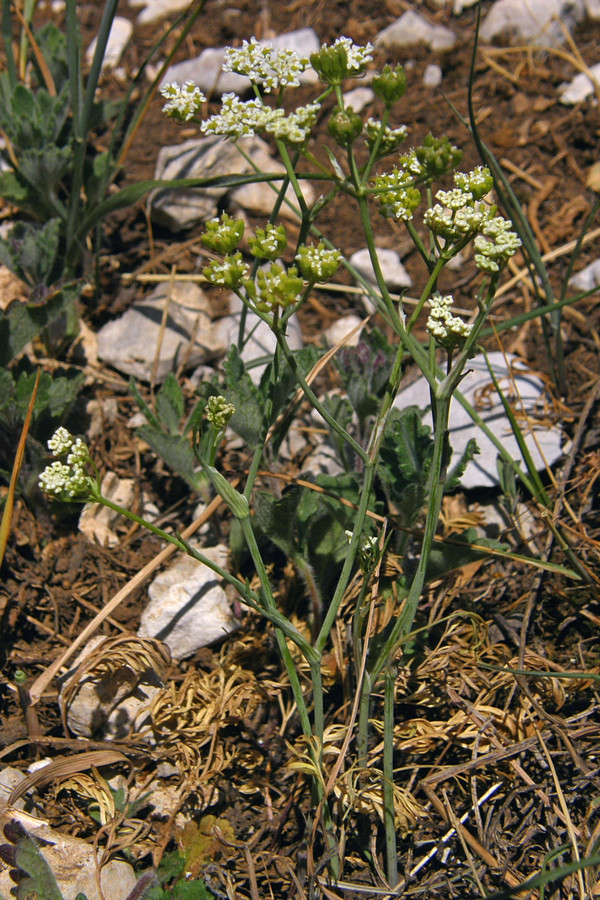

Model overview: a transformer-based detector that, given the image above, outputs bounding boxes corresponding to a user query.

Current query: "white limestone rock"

[96,281,219,382]
[58,635,170,740]
[216,292,303,384]
[0,809,137,900]
[375,10,457,52]
[559,62,600,103]
[139,543,239,659]
[342,86,375,113]
[86,16,132,71]
[480,0,585,47]
[325,315,364,348]
[393,352,564,489]
[129,0,194,25]
[568,258,600,292]
[423,63,443,87]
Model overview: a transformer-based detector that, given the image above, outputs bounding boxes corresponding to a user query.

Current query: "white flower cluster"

[223,37,309,92]
[423,168,521,272]
[474,218,522,274]
[426,293,473,351]
[39,429,92,498]
[364,118,407,155]
[201,94,320,144]
[327,36,374,72]
[203,252,248,288]
[373,167,421,221]
[160,80,206,121]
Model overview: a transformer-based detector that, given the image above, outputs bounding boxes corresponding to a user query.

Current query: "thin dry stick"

[27,492,227,706]
[150,265,176,394]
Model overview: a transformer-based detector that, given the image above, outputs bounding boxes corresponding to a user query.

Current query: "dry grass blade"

[7,750,129,805]
[0,369,40,569]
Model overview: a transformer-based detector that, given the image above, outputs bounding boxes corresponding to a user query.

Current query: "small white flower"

[328,37,374,72]
[224,37,309,92]
[427,292,472,350]
[47,427,74,456]
[160,80,206,121]
[200,93,272,140]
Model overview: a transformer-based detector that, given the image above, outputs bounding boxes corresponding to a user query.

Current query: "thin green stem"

[383,662,398,887]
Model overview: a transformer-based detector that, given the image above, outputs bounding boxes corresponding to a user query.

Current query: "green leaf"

[0,280,80,367]
[445,436,478,492]
[254,488,299,558]
[0,219,61,285]
[378,407,434,526]
[155,373,185,436]
[18,144,73,191]
[425,528,508,582]
[136,426,203,493]
[2,821,64,900]
[220,346,264,448]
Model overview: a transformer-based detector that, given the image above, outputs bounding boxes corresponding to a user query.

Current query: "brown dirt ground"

[1,1,600,898]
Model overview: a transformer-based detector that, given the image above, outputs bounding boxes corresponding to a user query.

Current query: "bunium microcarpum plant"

[40,36,522,888]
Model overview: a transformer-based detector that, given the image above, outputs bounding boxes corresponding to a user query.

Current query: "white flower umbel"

[160,80,207,121]
[328,37,374,73]
[264,102,321,144]
[223,37,309,92]
[426,292,473,352]
[40,429,94,499]
[200,94,273,140]
[296,243,342,282]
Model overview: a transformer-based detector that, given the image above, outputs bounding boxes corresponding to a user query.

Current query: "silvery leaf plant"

[40,36,522,884]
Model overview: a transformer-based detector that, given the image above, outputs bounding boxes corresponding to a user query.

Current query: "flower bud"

[372,64,407,105]
[328,106,363,149]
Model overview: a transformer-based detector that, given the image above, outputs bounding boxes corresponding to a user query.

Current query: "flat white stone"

[139,544,239,658]
[85,16,132,70]
[423,63,443,87]
[453,0,479,11]
[559,62,600,104]
[393,352,564,489]
[0,810,137,900]
[568,257,600,292]
[342,86,375,113]
[130,0,193,25]
[96,281,219,382]
[350,247,412,289]
[325,315,364,348]
[150,134,309,230]
[375,10,457,52]
[216,293,303,384]
[480,0,585,47]
[0,767,26,811]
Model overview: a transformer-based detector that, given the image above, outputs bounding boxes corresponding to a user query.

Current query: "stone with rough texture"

[97,281,219,382]
[86,16,132,70]
[0,767,26,810]
[79,472,135,547]
[0,809,137,900]
[325,315,365,348]
[138,544,239,659]
[480,0,585,47]
[375,10,456,52]
[393,352,564,489]
[586,0,600,18]
[559,62,600,103]
[217,292,303,384]
[150,134,311,230]
[350,247,412,289]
